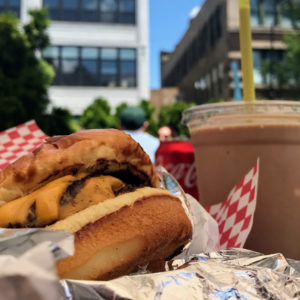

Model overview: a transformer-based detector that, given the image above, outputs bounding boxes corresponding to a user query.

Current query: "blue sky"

[149,0,204,89]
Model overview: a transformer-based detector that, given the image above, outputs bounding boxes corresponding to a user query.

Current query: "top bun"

[0,129,160,205]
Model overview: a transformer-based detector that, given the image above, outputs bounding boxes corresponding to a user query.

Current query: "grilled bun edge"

[0,129,160,205]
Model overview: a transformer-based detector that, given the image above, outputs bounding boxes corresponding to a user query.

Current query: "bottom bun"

[50,187,192,280]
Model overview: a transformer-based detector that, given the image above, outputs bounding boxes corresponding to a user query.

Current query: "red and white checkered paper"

[205,160,259,249]
[0,120,47,170]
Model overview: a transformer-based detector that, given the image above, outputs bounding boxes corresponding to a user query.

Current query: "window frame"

[42,45,137,88]
[42,0,136,24]
[0,0,20,17]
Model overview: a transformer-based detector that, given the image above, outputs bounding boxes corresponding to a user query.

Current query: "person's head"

[120,106,147,131]
[158,126,174,142]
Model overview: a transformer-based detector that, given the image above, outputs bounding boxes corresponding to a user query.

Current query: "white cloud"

[189,6,201,19]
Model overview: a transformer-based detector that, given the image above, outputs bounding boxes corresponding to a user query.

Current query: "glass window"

[120,61,136,87]
[81,47,98,85]
[253,49,284,85]
[82,0,98,10]
[250,0,260,26]
[101,48,118,59]
[0,0,20,17]
[44,0,59,8]
[62,47,78,58]
[263,0,276,26]
[119,11,135,23]
[61,47,79,85]
[253,50,263,84]
[43,0,135,24]
[101,61,117,86]
[279,1,292,28]
[82,47,98,59]
[43,46,59,58]
[215,6,222,39]
[44,46,138,87]
[63,0,78,9]
[120,49,135,60]
[101,48,118,86]
[44,0,60,19]
[119,0,135,12]
[119,0,135,23]
[101,61,117,73]
[120,49,136,87]
[101,0,117,22]
[9,0,20,7]
[82,0,98,22]
[43,46,60,85]
[101,0,117,11]
[0,0,5,11]
[81,60,98,84]
[62,0,79,21]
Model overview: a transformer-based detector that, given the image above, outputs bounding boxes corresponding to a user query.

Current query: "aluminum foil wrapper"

[2,169,296,299]
[0,229,73,300]
[62,249,300,299]
[156,166,220,256]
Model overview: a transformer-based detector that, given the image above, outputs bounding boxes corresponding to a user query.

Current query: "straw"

[238,0,255,102]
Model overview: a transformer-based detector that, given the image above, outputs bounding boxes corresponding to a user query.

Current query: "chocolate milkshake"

[183,101,300,259]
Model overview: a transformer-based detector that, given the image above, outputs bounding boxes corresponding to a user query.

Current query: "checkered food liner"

[0,120,47,170]
[205,160,259,249]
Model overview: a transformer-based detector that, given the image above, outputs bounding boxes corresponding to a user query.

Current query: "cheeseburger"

[0,129,192,280]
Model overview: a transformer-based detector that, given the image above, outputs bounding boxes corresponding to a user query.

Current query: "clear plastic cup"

[182,100,300,259]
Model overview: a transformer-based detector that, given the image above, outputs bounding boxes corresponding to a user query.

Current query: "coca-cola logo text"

[156,156,197,188]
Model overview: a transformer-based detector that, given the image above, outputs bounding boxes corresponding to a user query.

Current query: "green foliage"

[261,2,300,94]
[138,99,155,120]
[69,118,82,132]
[80,97,117,129]
[78,97,194,139]
[261,34,300,90]
[38,107,73,136]
[79,98,159,136]
[146,119,159,137]
[23,8,50,51]
[138,99,158,136]
[286,0,300,29]
[158,101,195,138]
[114,102,128,124]
[206,98,225,104]
[0,9,73,134]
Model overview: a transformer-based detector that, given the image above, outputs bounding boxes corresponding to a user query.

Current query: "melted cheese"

[0,174,125,228]
[59,176,125,219]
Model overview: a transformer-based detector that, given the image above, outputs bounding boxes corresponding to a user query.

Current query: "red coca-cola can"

[155,140,199,201]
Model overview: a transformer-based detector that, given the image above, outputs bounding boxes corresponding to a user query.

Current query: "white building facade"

[2,0,149,115]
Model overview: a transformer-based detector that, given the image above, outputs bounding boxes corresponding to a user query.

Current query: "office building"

[160,0,298,104]
[1,0,149,115]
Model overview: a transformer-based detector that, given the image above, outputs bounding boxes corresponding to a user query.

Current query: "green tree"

[158,101,195,138]
[114,102,128,124]
[39,107,73,136]
[261,1,300,94]
[80,97,117,129]
[0,9,73,134]
[138,99,158,136]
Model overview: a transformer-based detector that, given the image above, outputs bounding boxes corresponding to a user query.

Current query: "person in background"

[158,126,174,142]
[120,106,159,163]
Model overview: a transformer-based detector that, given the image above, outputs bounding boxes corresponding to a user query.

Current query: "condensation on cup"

[182,100,300,260]
[155,140,199,201]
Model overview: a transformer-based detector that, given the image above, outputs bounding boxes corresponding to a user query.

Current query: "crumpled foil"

[62,248,300,299]
[1,169,299,299]
[0,229,73,300]
[156,166,220,256]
